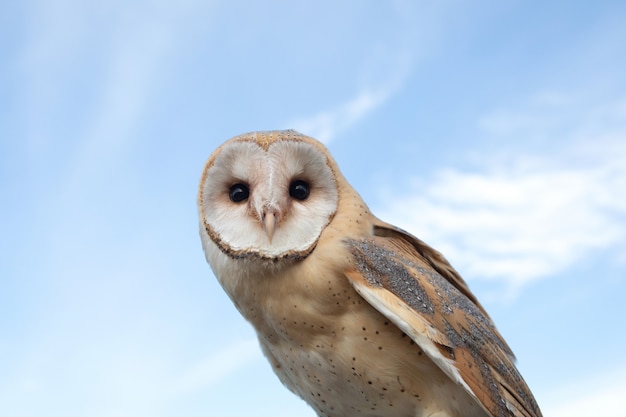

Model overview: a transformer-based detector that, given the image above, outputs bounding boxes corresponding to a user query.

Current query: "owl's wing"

[344,219,542,417]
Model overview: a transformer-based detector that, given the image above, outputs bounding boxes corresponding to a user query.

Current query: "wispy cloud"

[289,87,395,144]
[70,1,205,178]
[376,93,626,293]
[289,50,412,144]
[19,0,208,182]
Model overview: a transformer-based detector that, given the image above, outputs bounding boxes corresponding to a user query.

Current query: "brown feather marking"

[373,222,491,318]
[233,129,316,151]
[346,234,542,417]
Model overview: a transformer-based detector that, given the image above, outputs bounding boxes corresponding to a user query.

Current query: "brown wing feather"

[344,220,542,417]
[372,220,491,319]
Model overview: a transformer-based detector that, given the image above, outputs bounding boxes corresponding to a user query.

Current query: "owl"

[198,130,542,417]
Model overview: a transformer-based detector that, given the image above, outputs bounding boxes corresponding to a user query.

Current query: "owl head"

[198,130,340,263]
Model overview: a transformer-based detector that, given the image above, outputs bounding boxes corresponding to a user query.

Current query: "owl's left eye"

[229,183,249,203]
[289,180,310,201]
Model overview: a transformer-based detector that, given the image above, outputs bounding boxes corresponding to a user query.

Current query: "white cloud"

[376,95,626,292]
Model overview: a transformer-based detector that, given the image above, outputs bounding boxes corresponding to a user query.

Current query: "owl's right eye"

[229,183,249,203]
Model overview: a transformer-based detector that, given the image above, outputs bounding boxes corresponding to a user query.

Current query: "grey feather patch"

[348,239,435,315]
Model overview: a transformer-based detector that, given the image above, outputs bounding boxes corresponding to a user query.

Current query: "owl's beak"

[262,211,277,243]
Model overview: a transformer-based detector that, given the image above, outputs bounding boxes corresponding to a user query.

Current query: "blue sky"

[1,1,625,416]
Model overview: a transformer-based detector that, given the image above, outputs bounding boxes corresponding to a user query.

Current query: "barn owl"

[198,130,542,417]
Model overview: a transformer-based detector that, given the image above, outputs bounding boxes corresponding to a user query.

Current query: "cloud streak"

[290,86,397,144]
[19,0,208,190]
[289,48,412,144]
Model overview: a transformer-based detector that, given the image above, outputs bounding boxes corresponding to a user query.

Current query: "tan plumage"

[198,130,542,417]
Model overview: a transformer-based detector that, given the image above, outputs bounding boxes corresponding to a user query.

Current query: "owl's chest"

[247,275,482,417]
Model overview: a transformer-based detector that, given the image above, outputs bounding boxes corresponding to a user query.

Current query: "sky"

[1,1,626,416]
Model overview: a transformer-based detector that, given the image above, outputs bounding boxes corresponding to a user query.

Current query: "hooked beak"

[262,211,277,243]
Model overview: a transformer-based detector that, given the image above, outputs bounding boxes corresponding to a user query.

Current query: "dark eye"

[229,183,249,203]
[289,180,310,201]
